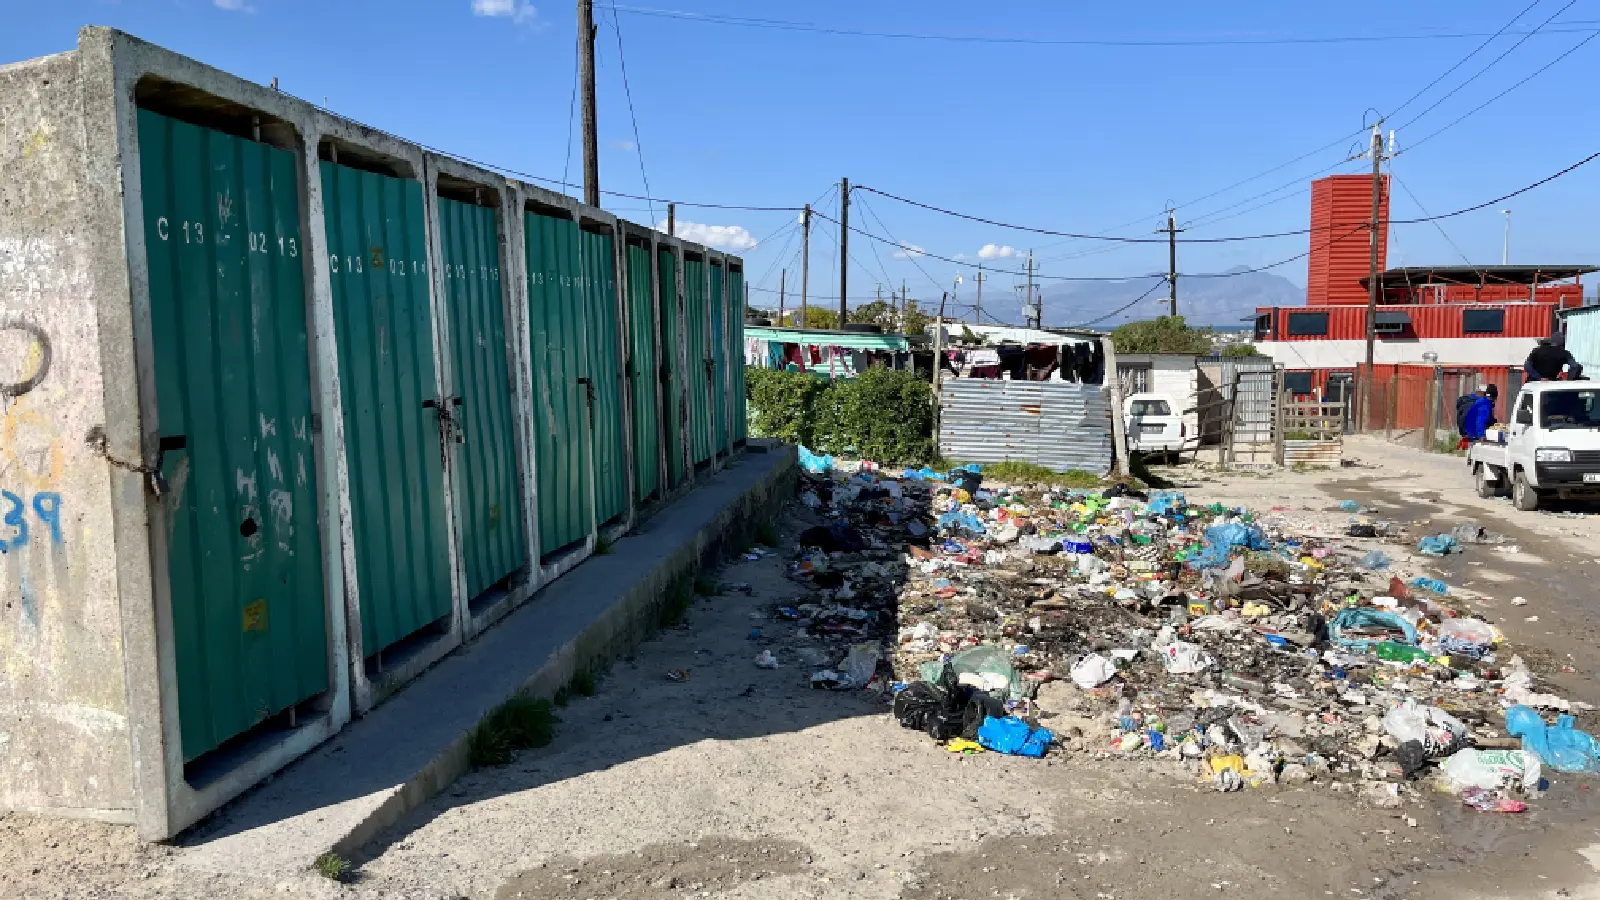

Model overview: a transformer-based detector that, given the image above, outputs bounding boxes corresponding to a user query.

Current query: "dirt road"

[6,434,1600,900]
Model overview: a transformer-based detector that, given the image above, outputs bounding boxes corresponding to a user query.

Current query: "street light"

[1501,209,1511,266]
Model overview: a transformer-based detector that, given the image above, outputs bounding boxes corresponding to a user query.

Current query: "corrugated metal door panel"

[138,109,329,761]
[320,161,452,656]
[582,229,627,525]
[709,261,728,453]
[657,249,686,487]
[525,212,593,555]
[936,381,1111,475]
[729,268,747,442]
[438,198,526,600]
[684,258,713,465]
[625,244,659,500]
[1567,308,1600,373]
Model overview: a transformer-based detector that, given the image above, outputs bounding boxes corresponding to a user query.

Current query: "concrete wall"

[0,49,137,822]
[0,25,748,839]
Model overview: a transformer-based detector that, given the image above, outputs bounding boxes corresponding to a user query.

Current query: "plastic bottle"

[1373,641,1432,663]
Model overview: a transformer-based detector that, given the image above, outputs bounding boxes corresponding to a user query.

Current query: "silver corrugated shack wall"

[937,380,1113,476]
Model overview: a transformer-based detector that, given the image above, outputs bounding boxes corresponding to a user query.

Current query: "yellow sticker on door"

[242,598,269,633]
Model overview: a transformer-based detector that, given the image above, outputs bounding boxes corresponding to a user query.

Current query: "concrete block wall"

[0,26,745,839]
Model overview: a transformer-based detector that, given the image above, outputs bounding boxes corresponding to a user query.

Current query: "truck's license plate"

[1140,425,1164,434]
[1584,473,1600,483]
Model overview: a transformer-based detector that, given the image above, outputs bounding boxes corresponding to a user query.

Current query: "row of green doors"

[141,111,649,761]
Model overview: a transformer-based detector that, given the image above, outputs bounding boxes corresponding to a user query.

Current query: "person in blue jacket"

[1462,384,1496,442]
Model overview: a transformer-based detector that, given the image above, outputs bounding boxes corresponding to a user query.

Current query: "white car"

[1124,392,1187,456]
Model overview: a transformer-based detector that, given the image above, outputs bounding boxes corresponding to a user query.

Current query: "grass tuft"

[659,577,693,628]
[571,668,598,697]
[313,853,350,882]
[755,520,780,547]
[596,534,613,555]
[468,694,557,767]
[694,576,721,597]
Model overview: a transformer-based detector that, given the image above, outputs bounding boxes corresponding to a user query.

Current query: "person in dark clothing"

[1525,334,1584,381]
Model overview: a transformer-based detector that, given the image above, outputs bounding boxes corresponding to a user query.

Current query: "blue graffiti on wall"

[0,491,62,552]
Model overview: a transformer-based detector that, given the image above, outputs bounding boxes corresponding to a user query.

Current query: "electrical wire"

[610,5,1600,47]
[562,35,580,190]
[1394,1,1583,132]
[854,191,948,293]
[1389,169,1480,274]
[1398,28,1600,155]
[1070,280,1168,327]
[1385,0,1546,121]
[606,0,656,227]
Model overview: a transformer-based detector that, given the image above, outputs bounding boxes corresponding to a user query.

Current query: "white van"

[1124,392,1187,456]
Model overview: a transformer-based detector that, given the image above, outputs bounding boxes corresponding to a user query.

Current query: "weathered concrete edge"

[326,444,797,861]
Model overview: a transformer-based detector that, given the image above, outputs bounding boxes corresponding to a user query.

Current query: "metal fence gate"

[937,380,1113,476]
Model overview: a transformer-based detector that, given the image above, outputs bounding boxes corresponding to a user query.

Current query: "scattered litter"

[1417,534,1461,556]
[666,669,690,682]
[1511,597,1528,606]
[754,650,780,669]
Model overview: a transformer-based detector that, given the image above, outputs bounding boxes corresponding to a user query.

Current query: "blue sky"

[7,1,1600,323]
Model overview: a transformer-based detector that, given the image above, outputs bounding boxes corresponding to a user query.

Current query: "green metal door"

[582,230,628,526]
[138,109,328,761]
[438,197,526,600]
[709,262,728,454]
[320,161,452,657]
[625,244,659,501]
[657,249,685,488]
[729,267,748,443]
[684,257,714,466]
[525,212,592,555]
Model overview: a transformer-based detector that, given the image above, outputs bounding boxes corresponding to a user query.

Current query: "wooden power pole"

[777,268,786,326]
[666,202,675,236]
[577,0,599,207]
[800,204,811,331]
[1360,122,1387,428]
[974,266,986,324]
[1160,210,1184,316]
[839,177,850,327]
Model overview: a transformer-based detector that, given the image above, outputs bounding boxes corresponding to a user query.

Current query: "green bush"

[746,365,934,465]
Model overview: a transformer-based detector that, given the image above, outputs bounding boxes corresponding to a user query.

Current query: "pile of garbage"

[779,448,1599,808]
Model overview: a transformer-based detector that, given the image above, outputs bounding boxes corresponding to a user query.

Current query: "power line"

[1385,0,1545,120]
[611,5,1600,47]
[1393,0,1583,131]
[1070,280,1168,327]
[1389,169,1480,273]
[606,0,656,227]
[1398,28,1600,154]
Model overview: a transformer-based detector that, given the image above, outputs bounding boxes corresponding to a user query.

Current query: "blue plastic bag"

[902,466,943,481]
[1361,550,1391,570]
[798,445,835,475]
[1411,577,1449,595]
[1339,499,1362,512]
[1417,534,1460,556]
[1147,491,1188,517]
[937,510,986,537]
[1506,705,1600,774]
[976,715,1054,758]
[1328,607,1418,650]
[1204,523,1270,551]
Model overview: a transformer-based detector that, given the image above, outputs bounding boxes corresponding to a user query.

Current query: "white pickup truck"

[1467,381,1600,510]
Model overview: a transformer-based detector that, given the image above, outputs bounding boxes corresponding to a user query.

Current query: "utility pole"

[1501,209,1511,265]
[777,268,786,326]
[576,0,599,207]
[974,266,986,324]
[800,204,811,331]
[666,203,675,236]
[838,177,850,328]
[1159,210,1184,317]
[1360,121,1388,430]
[1025,251,1037,328]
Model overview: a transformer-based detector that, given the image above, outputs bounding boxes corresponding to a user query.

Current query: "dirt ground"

[8,433,1600,900]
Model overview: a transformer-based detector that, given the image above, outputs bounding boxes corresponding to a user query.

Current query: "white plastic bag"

[1439,617,1497,646]
[1441,747,1542,794]
[840,643,881,688]
[1070,653,1117,689]
[1382,700,1469,755]
[1158,641,1215,675]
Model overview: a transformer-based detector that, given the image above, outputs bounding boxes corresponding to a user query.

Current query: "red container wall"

[1355,363,1516,430]
[1269,303,1554,340]
[1307,174,1388,306]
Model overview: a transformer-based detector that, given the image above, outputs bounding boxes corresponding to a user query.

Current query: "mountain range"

[1033,267,1304,329]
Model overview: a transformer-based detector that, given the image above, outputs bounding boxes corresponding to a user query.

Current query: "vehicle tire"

[1512,469,1541,511]
[1475,464,1499,498]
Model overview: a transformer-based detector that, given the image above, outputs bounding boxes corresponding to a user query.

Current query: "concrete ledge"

[172,443,796,877]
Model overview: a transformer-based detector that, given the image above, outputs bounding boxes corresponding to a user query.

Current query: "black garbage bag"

[954,469,983,494]
[1397,740,1428,780]
[960,690,1007,741]
[798,523,868,553]
[1102,483,1149,501]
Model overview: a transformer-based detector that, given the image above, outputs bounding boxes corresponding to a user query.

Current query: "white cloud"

[978,243,1019,260]
[214,0,254,11]
[892,242,925,259]
[472,0,539,25]
[610,139,637,152]
[657,220,759,251]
